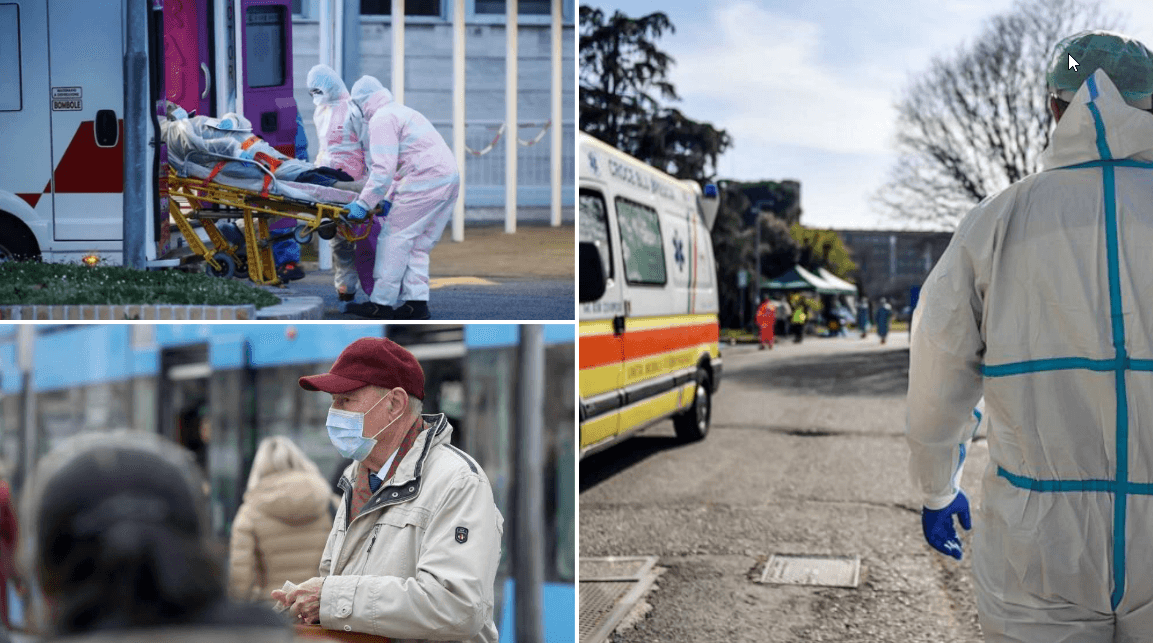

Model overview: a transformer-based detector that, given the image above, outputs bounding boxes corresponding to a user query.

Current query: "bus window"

[245,6,286,88]
[0,4,21,111]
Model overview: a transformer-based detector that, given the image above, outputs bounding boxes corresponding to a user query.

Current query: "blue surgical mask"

[326,394,402,461]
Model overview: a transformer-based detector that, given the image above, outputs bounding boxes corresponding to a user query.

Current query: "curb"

[0,296,324,321]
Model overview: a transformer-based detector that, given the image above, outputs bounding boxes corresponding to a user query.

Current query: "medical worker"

[307,65,372,302]
[907,31,1153,641]
[343,76,460,320]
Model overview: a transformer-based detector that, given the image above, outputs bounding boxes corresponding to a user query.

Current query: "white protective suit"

[907,69,1153,642]
[308,65,371,297]
[351,76,460,308]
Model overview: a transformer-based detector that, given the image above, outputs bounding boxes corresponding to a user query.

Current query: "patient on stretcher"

[162,103,365,203]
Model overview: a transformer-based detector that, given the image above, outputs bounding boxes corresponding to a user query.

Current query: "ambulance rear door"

[48,0,126,243]
[0,1,53,247]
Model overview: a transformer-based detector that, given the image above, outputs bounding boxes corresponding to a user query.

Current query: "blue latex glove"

[239,148,257,161]
[378,200,392,218]
[921,491,971,560]
[346,202,369,222]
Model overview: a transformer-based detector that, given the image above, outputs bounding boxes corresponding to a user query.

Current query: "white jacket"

[318,414,503,642]
[907,69,1153,616]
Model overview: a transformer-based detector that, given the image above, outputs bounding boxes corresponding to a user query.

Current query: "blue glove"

[378,200,392,218]
[346,202,369,222]
[921,491,971,560]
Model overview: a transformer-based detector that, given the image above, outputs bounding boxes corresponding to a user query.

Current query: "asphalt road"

[579,333,991,642]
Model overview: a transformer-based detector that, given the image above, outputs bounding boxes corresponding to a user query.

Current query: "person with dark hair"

[18,432,290,642]
[274,337,502,642]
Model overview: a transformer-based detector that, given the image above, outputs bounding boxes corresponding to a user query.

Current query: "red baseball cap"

[299,337,425,399]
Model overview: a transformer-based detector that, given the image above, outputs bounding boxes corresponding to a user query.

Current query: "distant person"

[906,31,1153,642]
[342,76,461,320]
[755,296,775,350]
[228,437,334,603]
[790,305,807,344]
[18,432,288,642]
[857,298,870,338]
[274,337,502,641]
[875,298,893,344]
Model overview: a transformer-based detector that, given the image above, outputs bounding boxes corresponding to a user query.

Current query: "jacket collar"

[1042,69,1153,170]
[338,414,453,517]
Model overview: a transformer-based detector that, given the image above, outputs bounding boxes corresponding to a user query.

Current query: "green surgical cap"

[1047,30,1153,108]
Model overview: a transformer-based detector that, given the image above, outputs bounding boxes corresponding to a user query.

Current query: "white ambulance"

[0,1,165,263]
[578,133,723,458]
[0,0,297,265]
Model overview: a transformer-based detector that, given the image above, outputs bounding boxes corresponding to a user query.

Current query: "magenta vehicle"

[164,0,298,157]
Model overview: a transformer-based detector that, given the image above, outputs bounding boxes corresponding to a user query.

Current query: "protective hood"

[350,75,391,114]
[1041,69,1153,170]
[308,64,350,106]
[243,469,332,526]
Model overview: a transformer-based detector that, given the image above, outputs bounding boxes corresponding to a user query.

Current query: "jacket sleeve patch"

[455,526,468,544]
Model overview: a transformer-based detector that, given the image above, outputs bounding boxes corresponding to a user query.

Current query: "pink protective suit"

[351,76,460,309]
[307,65,380,297]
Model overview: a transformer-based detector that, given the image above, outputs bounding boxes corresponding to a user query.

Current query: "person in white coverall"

[342,76,460,320]
[306,64,372,302]
[906,31,1153,642]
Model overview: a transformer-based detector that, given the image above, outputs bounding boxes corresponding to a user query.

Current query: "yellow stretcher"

[166,166,373,286]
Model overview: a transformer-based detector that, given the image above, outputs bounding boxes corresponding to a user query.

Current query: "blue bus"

[0,323,574,642]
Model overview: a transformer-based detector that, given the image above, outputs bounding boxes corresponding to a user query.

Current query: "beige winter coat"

[318,414,504,642]
[229,469,335,602]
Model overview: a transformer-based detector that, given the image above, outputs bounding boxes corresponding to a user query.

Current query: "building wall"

[837,229,953,308]
[291,3,575,208]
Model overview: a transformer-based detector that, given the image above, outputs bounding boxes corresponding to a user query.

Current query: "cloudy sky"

[587,0,1153,229]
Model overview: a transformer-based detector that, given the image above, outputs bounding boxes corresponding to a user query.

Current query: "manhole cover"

[580,556,660,643]
[758,554,860,588]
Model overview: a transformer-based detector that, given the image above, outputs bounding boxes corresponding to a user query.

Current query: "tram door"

[157,344,211,470]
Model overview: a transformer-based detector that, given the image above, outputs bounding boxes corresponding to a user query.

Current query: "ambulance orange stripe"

[580,322,718,370]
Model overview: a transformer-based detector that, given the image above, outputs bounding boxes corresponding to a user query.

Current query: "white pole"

[318,0,341,271]
[452,0,466,242]
[505,0,518,233]
[234,0,245,117]
[214,0,231,115]
[392,0,405,105]
[550,0,561,227]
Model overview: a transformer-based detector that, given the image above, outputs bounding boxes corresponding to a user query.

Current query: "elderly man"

[907,31,1153,641]
[341,76,461,321]
[273,337,502,642]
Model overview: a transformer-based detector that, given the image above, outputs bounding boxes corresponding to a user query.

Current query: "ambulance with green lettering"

[578,133,722,458]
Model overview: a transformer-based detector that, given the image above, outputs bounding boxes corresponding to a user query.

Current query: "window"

[245,6,286,88]
[0,4,21,111]
[578,190,612,280]
[475,0,549,15]
[361,0,443,16]
[291,0,303,15]
[615,198,666,285]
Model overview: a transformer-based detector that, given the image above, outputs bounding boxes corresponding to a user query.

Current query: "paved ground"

[277,221,573,320]
[580,331,990,642]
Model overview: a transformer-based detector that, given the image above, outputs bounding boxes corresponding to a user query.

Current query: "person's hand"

[276,576,324,625]
[346,202,369,222]
[921,491,972,560]
[377,200,392,218]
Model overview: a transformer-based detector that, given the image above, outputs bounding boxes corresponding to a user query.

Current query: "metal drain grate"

[580,556,659,643]
[758,554,861,588]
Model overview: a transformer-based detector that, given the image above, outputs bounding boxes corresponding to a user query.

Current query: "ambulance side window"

[0,4,21,111]
[579,190,613,279]
[615,197,666,286]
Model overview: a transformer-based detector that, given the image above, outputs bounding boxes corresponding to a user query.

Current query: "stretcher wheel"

[205,252,237,278]
[293,225,314,245]
[318,223,337,240]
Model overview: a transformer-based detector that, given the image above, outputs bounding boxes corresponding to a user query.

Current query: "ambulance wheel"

[293,225,314,245]
[674,369,711,443]
[205,253,236,278]
[0,221,40,262]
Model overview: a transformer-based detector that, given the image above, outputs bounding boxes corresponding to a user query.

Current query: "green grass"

[0,261,282,308]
